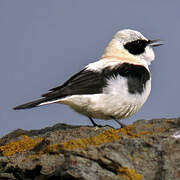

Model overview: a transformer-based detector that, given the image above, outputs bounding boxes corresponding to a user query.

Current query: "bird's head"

[102,29,163,65]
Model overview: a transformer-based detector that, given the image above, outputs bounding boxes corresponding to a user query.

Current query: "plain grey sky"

[0,0,179,137]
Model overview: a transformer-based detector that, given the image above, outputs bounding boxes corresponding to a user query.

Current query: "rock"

[0,118,180,180]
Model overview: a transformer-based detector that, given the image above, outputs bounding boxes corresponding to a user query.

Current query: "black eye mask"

[124,39,149,55]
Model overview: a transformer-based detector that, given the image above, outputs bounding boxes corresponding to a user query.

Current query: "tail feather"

[13,98,49,110]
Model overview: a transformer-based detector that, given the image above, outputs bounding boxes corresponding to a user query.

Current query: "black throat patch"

[104,63,150,94]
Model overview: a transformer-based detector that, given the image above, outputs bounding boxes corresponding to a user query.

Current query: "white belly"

[58,78,151,121]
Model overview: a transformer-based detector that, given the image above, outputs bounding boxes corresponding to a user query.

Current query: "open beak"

[148,40,164,47]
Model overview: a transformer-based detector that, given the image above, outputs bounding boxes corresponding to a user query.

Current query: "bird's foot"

[118,121,126,128]
[94,124,114,130]
[88,117,114,128]
[94,124,103,128]
[89,117,101,127]
[111,117,126,128]
[103,124,114,128]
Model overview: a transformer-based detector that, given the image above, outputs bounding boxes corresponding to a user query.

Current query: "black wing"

[41,68,107,98]
[13,68,107,110]
[42,63,150,99]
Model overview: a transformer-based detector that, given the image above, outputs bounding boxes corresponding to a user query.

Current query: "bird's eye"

[124,39,149,55]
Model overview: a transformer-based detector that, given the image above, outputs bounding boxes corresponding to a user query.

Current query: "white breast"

[101,75,151,119]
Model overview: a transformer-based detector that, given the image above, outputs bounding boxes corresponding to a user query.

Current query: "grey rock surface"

[0,118,180,180]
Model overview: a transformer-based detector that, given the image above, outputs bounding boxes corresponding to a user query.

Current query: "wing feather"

[41,68,107,98]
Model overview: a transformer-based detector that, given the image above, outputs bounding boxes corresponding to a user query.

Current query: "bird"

[13,29,163,128]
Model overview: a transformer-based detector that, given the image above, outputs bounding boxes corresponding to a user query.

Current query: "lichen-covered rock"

[0,118,180,180]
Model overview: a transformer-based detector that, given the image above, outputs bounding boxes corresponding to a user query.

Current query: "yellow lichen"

[43,124,165,152]
[28,154,39,159]
[117,166,142,180]
[138,131,152,136]
[155,127,164,132]
[141,124,153,128]
[22,123,165,154]
[44,144,60,153]
[140,127,164,136]
[62,128,120,150]
[0,135,42,156]
[45,125,147,151]
[130,156,135,162]
[119,125,139,138]
[60,125,141,150]
[165,119,172,123]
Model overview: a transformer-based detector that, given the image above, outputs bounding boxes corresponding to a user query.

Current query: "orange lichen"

[22,123,165,154]
[43,124,165,152]
[62,128,121,150]
[119,125,139,138]
[142,127,164,135]
[117,166,142,180]
[155,127,164,132]
[130,156,135,162]
[44,144,60,154]
[141,124,153,128]
[60,125,143,150]
[0,135,42,156]
[138,131,153,136]
[28,154,39,159]
[165,119,172,123]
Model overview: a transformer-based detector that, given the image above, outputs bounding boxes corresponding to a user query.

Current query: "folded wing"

[13,68,107,110]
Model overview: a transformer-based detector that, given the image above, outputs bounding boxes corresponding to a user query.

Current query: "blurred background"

[0,0,179,137]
